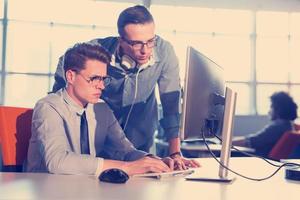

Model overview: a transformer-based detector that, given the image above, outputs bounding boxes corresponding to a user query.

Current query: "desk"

[0,158,299,200]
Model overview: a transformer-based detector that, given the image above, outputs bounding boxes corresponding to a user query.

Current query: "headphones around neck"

[121,54,153,71]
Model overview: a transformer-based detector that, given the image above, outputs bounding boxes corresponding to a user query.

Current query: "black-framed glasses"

[77,73,112,87]
[121,35,157,50]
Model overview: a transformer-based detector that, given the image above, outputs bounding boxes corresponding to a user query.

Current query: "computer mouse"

[99,168,129,184]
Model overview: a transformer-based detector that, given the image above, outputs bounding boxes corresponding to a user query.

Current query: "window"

[151,5,252,114]
[0,1,299,116]
[1,0,138,106]
[4,74,49,108]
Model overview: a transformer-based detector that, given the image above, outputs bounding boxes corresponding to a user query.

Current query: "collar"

[61,88,86,116]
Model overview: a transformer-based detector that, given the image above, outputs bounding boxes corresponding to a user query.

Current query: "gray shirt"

[26,89,147,175]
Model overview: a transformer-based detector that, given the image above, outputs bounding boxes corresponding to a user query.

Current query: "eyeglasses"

[121,35,157,50]
[76,73,112,87]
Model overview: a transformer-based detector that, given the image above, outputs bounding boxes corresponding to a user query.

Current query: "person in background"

[52,5,199,169]
[26,43,174,176]
[232,91,298,158]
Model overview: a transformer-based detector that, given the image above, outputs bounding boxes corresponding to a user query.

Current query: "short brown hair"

[117,5,154,37]
[63,43,111,73]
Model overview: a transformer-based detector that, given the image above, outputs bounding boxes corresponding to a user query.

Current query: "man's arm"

[232,136,248,147]
[103,109,148,161]
[31,102,100,175]
[100,107,173,175]
[157,39,181,154]
[157,40,200,169]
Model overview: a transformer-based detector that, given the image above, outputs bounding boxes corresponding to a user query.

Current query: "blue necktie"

[80,111,90,154]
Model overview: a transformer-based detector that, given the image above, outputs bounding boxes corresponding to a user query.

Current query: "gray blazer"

[25,89,147,175]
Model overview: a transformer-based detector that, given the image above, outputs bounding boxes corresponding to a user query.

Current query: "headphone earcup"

[121,55,136,69]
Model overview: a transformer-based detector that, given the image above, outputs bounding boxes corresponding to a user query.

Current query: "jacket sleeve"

[30,102,101,175]
[103,112,147,161]
[157,40,181,141]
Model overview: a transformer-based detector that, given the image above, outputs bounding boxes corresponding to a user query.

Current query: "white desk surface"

[0,157,299,200]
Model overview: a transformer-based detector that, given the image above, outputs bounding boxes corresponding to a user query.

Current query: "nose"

[140,44,150,54]
[95,80,105,90]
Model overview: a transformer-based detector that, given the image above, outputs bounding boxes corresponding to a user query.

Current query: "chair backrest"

[268,130,300,160]
[0,106,33,171]
[294,123,300,131]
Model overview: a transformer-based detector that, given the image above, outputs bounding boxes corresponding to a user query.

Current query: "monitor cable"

[213,133,299,168]
[202,130,300,181]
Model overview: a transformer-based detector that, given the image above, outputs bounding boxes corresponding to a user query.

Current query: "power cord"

[202,130,300,181]
[213,133,282,167]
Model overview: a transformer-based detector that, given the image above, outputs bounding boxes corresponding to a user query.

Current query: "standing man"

[53,5,199,169]
[26,43,172,175]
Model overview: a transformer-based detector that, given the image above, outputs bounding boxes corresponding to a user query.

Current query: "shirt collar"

[61,88,86,116]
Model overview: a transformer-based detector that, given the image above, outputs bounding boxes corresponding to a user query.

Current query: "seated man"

[25,43,173,176]
[232,91,298,158]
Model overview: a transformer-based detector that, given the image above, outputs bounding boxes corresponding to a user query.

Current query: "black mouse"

[99,168,129,184]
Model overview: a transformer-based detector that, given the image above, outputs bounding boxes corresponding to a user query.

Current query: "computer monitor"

[180,46,225,140]
[186,87,237,182]
[180,46,237,182]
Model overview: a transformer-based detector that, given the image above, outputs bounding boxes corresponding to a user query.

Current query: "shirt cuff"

[94,157,104,177]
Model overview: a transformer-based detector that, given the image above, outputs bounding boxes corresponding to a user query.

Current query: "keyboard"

[132,169,194,179]
[182,138,220,145]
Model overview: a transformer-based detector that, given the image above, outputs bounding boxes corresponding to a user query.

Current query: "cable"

[213,133,283,167]
[202,131,300,181]
[123,67,143,131]
[213,133,300,168]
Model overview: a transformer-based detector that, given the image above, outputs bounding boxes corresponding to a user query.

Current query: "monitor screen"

[180,46,225,140]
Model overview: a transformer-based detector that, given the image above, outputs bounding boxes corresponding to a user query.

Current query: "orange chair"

[268,130,300,160]
[0,106,33,172]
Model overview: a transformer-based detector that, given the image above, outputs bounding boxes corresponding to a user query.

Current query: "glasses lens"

[89,76,110,87]
[147,40,156,48]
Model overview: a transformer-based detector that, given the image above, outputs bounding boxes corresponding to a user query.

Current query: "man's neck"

[65,87,87,108]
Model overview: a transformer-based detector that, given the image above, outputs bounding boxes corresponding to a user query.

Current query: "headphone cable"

[123,67,143,131]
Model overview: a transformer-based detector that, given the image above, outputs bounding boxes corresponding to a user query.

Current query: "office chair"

[268,130,300,161]
[294,123,300,131]
[0,106,33,172]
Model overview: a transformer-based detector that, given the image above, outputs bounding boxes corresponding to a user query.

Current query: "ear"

[65,69,76,85]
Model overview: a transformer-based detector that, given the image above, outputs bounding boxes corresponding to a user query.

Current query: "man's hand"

[170,153,201,170]
[122,156,171,176]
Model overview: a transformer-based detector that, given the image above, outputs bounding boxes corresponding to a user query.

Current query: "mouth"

[138,56,148,60]
[94,93,101,98]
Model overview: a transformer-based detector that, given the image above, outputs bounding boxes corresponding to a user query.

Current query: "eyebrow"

[128,36,156,43]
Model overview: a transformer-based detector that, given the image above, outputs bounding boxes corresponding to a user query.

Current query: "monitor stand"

[185,87,237,184]
[186,176,235,183]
